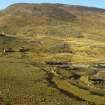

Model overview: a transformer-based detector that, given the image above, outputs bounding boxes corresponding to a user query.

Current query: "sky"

[0,0,105,10]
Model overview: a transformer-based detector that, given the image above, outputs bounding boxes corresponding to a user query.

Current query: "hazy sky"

[0,0,105,9]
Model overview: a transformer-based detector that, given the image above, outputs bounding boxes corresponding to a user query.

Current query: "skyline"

[0,0,105,10]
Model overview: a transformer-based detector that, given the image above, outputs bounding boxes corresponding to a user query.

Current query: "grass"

[0,3,105,105]
[0,55,91,105]
[0,32,105,105]
[52,76,105,105]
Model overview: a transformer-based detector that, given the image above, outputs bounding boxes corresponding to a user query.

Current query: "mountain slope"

[0,3,105,38]
[0,3,76,35]
[1,3,105,105]
[0,3,105,63]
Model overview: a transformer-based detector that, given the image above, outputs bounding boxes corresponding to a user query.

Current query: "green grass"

[52,76,105,105]
[1,3,105,105]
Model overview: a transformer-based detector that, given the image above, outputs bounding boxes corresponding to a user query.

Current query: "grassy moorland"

[0,3,105,105]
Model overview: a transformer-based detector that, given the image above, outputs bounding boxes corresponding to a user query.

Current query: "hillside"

[0,3,105,105]
[0,3,105,63]
[0,3,105,38]
[0,3,76,35]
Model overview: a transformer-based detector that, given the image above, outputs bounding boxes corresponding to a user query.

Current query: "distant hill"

[0,3,105,40]
[0,3,76,35]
